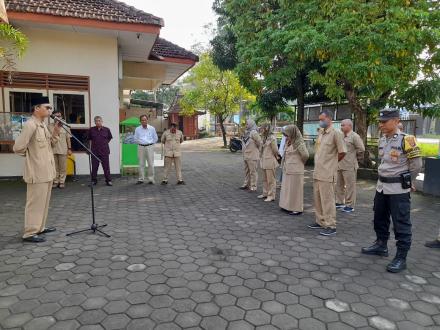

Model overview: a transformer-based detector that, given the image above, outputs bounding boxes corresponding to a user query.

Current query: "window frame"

[48,90,90,129]
[3,87,48,114]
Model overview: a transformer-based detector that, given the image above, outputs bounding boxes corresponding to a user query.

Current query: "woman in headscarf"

[258,123,280,202]
[279,124,309,215]
[240,119,262,191]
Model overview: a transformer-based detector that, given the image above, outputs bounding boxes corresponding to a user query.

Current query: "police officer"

[161,123,184,184]
[361,108,422,273]
[13,97,60,243]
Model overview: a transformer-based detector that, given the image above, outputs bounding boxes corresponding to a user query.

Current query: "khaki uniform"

[49,124,71,185]
[335,131,365,208]
[279,143,309,212]
[242,130,262,190]
[13,116,58,238]
[313,126,346,229]
[161,129,184,182]
[260,135,279,200]
[373,132,422,252]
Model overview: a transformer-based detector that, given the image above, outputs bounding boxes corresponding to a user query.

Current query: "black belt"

[139,143,154,147]
[379,176,402,183]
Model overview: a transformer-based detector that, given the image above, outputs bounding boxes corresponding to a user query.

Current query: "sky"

[123,0,217,51]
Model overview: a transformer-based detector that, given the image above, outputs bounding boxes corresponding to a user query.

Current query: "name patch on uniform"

[390,149,400,162]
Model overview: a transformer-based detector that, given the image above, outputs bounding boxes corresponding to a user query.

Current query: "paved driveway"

[0,148,439,330]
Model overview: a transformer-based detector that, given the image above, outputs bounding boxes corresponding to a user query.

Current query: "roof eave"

[7,11,162,34]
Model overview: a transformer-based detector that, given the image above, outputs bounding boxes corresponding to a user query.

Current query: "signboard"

[0,112,31,142]
[0,0,8,24]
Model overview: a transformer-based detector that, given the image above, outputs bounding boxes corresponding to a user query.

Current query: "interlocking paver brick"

[0,146,439,329]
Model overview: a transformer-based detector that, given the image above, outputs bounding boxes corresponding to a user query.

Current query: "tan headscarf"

[260,123,272,143]
[243,119,258,142]
[284,124,309,163]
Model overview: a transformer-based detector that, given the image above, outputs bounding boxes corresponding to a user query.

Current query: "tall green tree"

[280,0,440,142]
[211,0,329,133]
[180,53,254,147]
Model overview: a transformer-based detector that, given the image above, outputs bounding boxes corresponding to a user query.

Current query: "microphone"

[50,114,71,128]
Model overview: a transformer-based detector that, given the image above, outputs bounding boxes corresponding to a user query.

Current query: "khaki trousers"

[163,156,182,182]
[24,181,52,238]
[262,168,276,199]
[314,180,337,229]
[243,160,258,190]
[53,154,67,184]
[335,169,357,207]
[138,145,155,182]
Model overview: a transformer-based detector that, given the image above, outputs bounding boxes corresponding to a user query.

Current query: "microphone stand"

[53,119,110,238]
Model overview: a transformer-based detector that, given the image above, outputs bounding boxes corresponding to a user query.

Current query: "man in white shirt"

[135,115,158,184]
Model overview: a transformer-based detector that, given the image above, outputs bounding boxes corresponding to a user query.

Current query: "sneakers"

[307,223,323,229]
[257,194,267,199]
[342,206,354,213]
[320,228,337,236]
[335,203,345,209]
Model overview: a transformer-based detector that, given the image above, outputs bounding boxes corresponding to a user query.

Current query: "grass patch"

[420,143,439,157]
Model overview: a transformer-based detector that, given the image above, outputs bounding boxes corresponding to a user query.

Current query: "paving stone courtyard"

[1,144,440,330]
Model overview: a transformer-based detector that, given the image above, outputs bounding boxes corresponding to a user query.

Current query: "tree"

[0,23,27,71]
[180,53,254,147]
[280,0,440,143]
[131,85,181,108]
[211,0,329,133]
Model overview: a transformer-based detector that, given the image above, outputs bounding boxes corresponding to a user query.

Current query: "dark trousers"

[91,154,111,182]
[373,191,412,251]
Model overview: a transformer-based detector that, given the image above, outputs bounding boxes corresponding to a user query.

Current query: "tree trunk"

[295,73,305,134]
[344,82,370,167]
[344,84,367,144]
[218,114,227,148]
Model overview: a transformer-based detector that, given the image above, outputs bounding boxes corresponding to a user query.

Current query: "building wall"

[0,27,120,176]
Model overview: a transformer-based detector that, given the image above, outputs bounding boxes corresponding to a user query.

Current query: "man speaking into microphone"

[13,97,60,243]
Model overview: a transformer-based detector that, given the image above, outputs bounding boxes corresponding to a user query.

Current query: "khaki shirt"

[313,126,346,182]
[49,123,71,155]
[243,130,262,161]
[13,116,58,184]
[283,143,309,175]
[161,129,183,157]
[376,132,422,194]
[261,135,279,169]
[338,131,365,171]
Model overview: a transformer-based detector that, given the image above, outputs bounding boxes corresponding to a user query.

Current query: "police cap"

[378,108,400,121]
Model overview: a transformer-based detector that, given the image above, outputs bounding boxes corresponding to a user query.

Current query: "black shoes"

[320,228,336,236]
[23,234,46,243]
[161,180,168,185]
[106,181,113,186]
[307,223,323,229]
[177,180,185,185]
[386,251,407,273]
[136,181,143,185]
[289,211,303,216]
[361,240,389,256]
[39,227,56,234]
[425,240,440,249]
[239,186,249,190]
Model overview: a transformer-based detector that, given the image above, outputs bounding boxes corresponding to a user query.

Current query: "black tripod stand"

[53,118,110,238]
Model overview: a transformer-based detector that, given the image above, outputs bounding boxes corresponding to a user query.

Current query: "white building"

[0,0,198,177]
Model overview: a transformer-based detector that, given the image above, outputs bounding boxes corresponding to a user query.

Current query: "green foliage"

[131,85,181,108]
[180,53,254,118]
[0,23,28,71]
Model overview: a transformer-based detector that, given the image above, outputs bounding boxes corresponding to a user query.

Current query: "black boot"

[361,240,388,256]
[386,250,407,273]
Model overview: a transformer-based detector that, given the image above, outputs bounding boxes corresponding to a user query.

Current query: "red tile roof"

[151,38,199,62]
[5,0,164,26]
